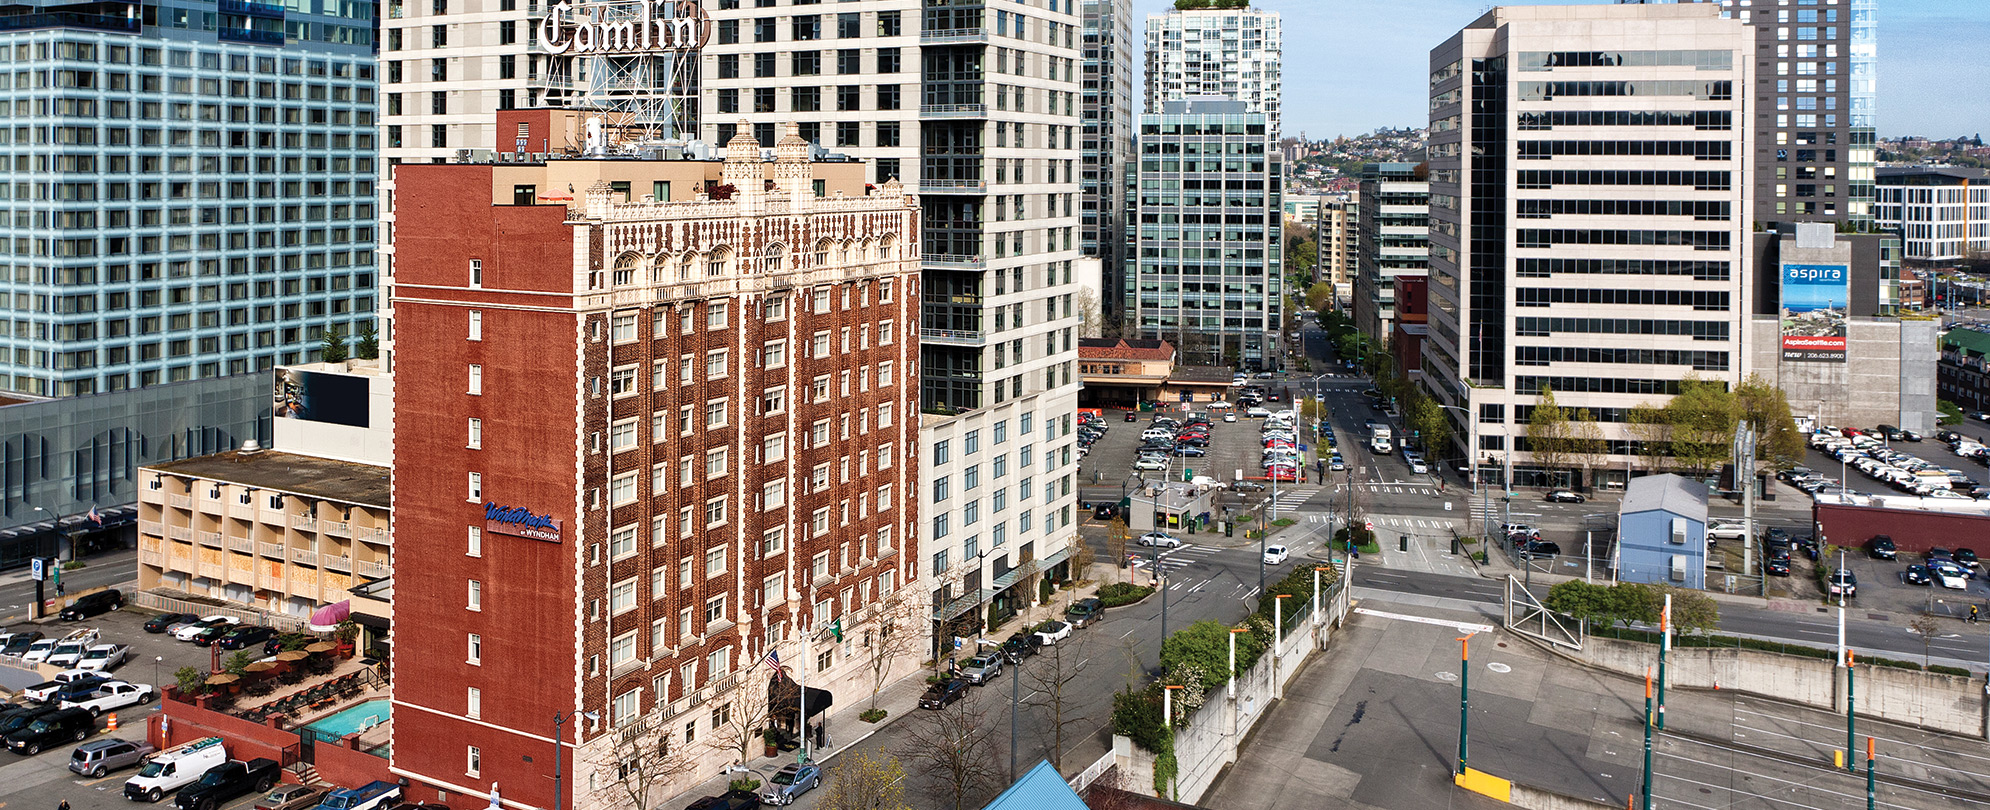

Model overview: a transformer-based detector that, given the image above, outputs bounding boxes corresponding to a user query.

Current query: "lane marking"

[1351,607,1493,634]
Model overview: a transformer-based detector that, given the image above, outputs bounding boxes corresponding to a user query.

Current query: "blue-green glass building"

[0,0,378,397]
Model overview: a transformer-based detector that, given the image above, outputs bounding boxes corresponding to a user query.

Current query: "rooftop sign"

[540,0,710,56]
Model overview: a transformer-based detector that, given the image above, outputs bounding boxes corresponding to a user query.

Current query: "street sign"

[30,557,44,582]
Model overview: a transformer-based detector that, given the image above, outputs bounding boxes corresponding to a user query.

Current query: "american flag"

[761,647,781,672]
[87,505,101,525]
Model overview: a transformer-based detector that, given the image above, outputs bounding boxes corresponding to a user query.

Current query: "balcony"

[198,531,224,549]
[292,515,318,532]
[357,526,392,546]
[139,520,165,539]
[197,562,224,579]
[139,536,162,554]
[919,103,988,120]
[323,555,353,574]
[259,541,285,558]
[290,548,318,567]
[139,549,164,567]
[918,178,988,195]
[169,495,193,509]
[920,328,988,347]
[259,508,287,526]
[358,559,390,579]
[217,0,285,17]
[258,570,284,590]
[168,525,194,541]
[228,537,256,554]
[921,27,989,44]
[321,520,352,539]
[921,254,988,270]
[229,500,257,520]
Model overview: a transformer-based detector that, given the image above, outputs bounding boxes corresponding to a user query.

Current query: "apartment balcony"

[139,520,165,540]
[259,541,285,558]
[198,531,224,549]
[228,537,256,554]
[919,103,989,120]
[323,555,353,574]
[228,500,257,521]
[259,508,287,527]
[321,521,352,539]
[167,545,194,564]
[139,536,162,554]
[292,515,318,532]
[921,254,988,270]
[920,27,989,44]
[357,526,392,546]
[358,559,390,579]
[258,570,284,590]
[138,549,164,567]
[168,495,192,509]
[920,328,988,347]
[167,525,194,542]
[918,178,988,195]
[197,562,224,580]
[290,548,317,567]
[229,561,256,583]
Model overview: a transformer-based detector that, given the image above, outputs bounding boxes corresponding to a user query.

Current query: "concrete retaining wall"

[1568,636,1984,738]
[1510,782,1623,810]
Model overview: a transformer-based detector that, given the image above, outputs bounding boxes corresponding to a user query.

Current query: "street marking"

[1352,607,1494,634]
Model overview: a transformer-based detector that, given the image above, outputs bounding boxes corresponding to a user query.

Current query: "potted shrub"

[763,729,779,758]
[333,621,360,658]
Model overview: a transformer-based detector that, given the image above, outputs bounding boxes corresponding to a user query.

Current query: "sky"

[1130,0,1990,141]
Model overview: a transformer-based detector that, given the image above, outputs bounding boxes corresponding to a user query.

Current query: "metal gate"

[1503,575,1583,650]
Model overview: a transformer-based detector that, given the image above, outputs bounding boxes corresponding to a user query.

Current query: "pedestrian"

[60,800,70,810]
[1973,604,1981,624]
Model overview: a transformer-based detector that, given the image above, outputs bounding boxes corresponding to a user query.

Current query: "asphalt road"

[1,549,140,624]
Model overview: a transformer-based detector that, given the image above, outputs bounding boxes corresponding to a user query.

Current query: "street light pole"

[552,710,598,810]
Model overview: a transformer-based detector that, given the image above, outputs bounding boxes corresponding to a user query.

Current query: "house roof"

[1169,365,1237,385]
[1944,328,1990,359]
[1620,474,1708,521]
[979,760,1088,810]
[1079,338,1175,362]
[149,450,391,508]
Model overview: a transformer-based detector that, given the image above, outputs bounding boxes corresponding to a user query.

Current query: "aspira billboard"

[540,0,710,56]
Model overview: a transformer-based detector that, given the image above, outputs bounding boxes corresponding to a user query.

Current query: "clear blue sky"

[1131,0,1990,140]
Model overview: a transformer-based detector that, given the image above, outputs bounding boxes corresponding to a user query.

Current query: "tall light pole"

[552,710,598,810]
[1456,631,1476,777]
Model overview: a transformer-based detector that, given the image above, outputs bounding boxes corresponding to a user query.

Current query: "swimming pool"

[306,699,390,738]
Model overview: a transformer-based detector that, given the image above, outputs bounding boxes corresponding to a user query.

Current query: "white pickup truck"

[20,669,101,703]
[76,643,129,672]
[61,681,157,716]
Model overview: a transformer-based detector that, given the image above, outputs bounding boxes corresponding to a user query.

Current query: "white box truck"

[1370,425,1393,455]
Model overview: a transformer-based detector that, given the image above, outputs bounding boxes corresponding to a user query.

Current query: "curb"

[1663,725,1990,804]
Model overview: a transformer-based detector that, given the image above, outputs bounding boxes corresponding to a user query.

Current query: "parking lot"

[1079,406,1326,494]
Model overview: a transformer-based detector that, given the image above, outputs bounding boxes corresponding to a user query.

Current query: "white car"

[1134,456,1169,471]
[173,615,241,642]
[61,681,157,716]
[1409,459,1429,475]
[1934,562,1971,589]
[1034,621,1073,645]
[1262,545,1290,565]
[1224,413,1237,422]
[1138,532,1183,548]
[76,643,128,672]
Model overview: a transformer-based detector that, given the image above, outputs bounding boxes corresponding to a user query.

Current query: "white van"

[123,736,227,802]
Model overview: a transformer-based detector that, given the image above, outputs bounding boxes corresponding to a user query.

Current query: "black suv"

[1065,597,1104,628]
[4,707,93,755]
[57,589,123,621]
[1866,535,1898,560]
[1000,632,1041,663]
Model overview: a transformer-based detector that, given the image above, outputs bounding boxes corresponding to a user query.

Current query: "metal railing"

[920,327,988,346]
[323,555,353,573]
[260,541,286,558]
[292,515,318,532]
[919,103,988,118]
[290,548,318,567]
[321,521,351,538]
[198,531,224,548]
[168,525,194,541]
[228,537,256,553]
[920,27,989,43]
[132,590,307,632]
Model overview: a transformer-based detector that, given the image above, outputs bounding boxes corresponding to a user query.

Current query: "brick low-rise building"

[388,120,921,810]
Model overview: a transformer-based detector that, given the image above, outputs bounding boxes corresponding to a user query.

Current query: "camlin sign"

[540,0,710,56]
[485,502,564,542]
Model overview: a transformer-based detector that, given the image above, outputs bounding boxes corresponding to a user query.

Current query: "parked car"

[1827,569,1858,599]
[1866,535,1898,560]
[1544,490,1585,504]
[215,626,277,651]
[1266,467,1297,482]
[1137,532,1182,548]
[70,738,158,777]
[3,706,94,755]
[1933,562,1971,589]
[189,623,242,647]
[257,785,331,810]
[1928,547,1954,565]
[958,654,1003,685]
[313,780,403,810]
[21,671,105,703]
[61,681,158,716]
[75,643,128,673]
[918,678,971,710]
[176,758,283,810]
[759,763,821,806]
[1231,481,1266,492]
[1903,565,1933,586]
[0,630,44,656]
[46,677,118,706]
[1519,541,1563,560]
[46,639,94,669]
[124,736,229,802]
[173,616,240,642]
[1172,445,1207,457]
[1328,456,1346,471]
[1765,557,1792,576]
[684,791,763,810]
[22,637,61,663]
[57,589,123,621]
[999,632,1041,663]
[1133,456,1169,471]
[1956,548,1981,569]
[1033,620,1073,645]
[1065,597,1104,628]
[0,705,58,739]
[1262,545,1290,565]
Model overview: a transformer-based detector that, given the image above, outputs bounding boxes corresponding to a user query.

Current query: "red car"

[1266,466,1298,482]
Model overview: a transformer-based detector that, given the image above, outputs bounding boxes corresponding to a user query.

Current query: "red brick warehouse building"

[389,117,922,810]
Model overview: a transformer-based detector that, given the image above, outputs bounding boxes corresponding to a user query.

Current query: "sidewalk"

[659,577,1105,807]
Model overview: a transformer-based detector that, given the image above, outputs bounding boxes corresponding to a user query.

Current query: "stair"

[291,764,325,785]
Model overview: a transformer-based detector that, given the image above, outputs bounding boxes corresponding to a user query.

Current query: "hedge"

[1097,583,1155,608]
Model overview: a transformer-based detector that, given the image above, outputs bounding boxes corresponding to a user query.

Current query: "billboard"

[273,368,371,428]
[1780,263,1848,363]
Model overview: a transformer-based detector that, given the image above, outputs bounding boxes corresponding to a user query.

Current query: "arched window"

[877,235,895,260]
[706,246,732,278]
[813,238,834,268]
[763,243,786,274]
[612,253,642,287]
[678,251,697,281]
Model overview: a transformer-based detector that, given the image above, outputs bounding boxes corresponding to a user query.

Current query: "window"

[610,578,636,614]
[765,296,787,321]
[705,546,726,578]
[610,313,637,342]
[468,580,482,610]
[764,340,787,368]
[933,476,950,502]
[610,525,637,560]
[933,440,950,465]
[764,433,787,462]
[706,497,728,527]
[706,447,728,479]
[611,366,636,396]
[812,377,830,403]
[811,551,831,580]
[468,418,483,449]
[614,690,641,729]
[467,364,482,394]
[763,480,785,509]
[878,361,894,387]
[706,349,728,378]
[467,633,481,663]
[468,310,482,340]
[609,419,635,451]
[764,526,787,556]
[708,647,731,678]
[878,443,894,470]
[811,507,831,536]
[813,288,831,313]
[467,747,480,777]
[467,472,482,502]
[610,631,637,668]
[705,594,727,624]
[610,472,637,505]
[707,301,728,329]
[467,526,482,557]
[812,463,831,492]
[812,331,831,358]
[706,400,729,428]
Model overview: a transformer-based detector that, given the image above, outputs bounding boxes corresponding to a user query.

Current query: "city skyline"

[1133,0,1990,140]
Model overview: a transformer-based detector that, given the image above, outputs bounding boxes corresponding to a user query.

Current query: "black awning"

[351,613,390,631]
[767,673,833,723]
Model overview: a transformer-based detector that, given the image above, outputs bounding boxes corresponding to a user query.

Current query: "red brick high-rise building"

[388,118,921,810]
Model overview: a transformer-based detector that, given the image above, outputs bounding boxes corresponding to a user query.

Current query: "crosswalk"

[1368,514,1463,532]
[1269,485,1322,512]
[1127,543,1221,579]
[1343,482,1445,496]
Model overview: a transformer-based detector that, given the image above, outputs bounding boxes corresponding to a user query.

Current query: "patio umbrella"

[206,673,239,685]
[305,642,337,653]
[276,651,310,662]
[244,661,279,673]
[308,600,351,633]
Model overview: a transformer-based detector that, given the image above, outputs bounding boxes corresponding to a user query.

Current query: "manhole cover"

[1496,642,1508,648]
[1487,663,1512,673]
[1435,671,1458,682]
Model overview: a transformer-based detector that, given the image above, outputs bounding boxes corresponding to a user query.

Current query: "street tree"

[1105,517,1131,583]
[894,696,1002,810]
[1067,539,1097,594]
[1525,386,1571,482]
[1910,616,1940,666]
[588,716,699,810]
[861,584,921,713]
[1404,388,1451,459]
[1305,282,1334,315]
[1024,632,1089,771]
[1567,409,1609,487]
[706,687,776,768]
[1664,377,1741,475]
[1626,404,1672,474]
[814,751,912,810]
[1734,374,1806,471]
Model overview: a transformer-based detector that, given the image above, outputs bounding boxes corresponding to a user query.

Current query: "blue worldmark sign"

[485,502,564,542]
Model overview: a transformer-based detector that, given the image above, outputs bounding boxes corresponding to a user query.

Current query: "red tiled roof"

[1078,338,1175,361]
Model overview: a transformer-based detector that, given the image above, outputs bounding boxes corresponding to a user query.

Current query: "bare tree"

[1066,539,1097,593]
[1105,518,1131,584]
[706,687,776,770]
[861,584,921,714]
[1024,632,1089,771]
[1626,404,1671,474]
[893,698,1002,810]
[586,716,699,810]
[815,750,912,810]
[1525,386,1570,485]
[1567,409,1608,489]
[1076,287,1103,339]
[1910,616,1940,666]
[1330,470,1373,548]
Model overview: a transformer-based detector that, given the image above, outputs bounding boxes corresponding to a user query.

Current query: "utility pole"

[1641,669,1654,810]
[1737,422,1757,585]
[1657,594,1670,730]
[1866,737,1876,810]
[1456,632,1476,777]
[1846,647,1858,774]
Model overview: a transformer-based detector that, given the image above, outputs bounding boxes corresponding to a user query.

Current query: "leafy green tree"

[1159,620,1262,690]
[1734,374,1805,471]
[353,325,379,361]
[1525,386,1570,481]
[320,325,348,364]
[1939,399,1964,426]
[1544,581,1618,628]
[1663,376,1740,476]
[1405,387,1451,458]
[1650,585,1721,636]
[1305,283,1334,315]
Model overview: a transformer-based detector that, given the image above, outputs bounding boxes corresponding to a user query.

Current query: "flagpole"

[797,644,808,764]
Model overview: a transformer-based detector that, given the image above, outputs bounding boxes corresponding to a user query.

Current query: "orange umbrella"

[305,642,337,653]
[276,650,309,662]
[244,661,279,673]
[206,673,239,685]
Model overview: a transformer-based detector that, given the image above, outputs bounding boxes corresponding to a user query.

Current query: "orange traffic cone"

[107,712,118,732]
